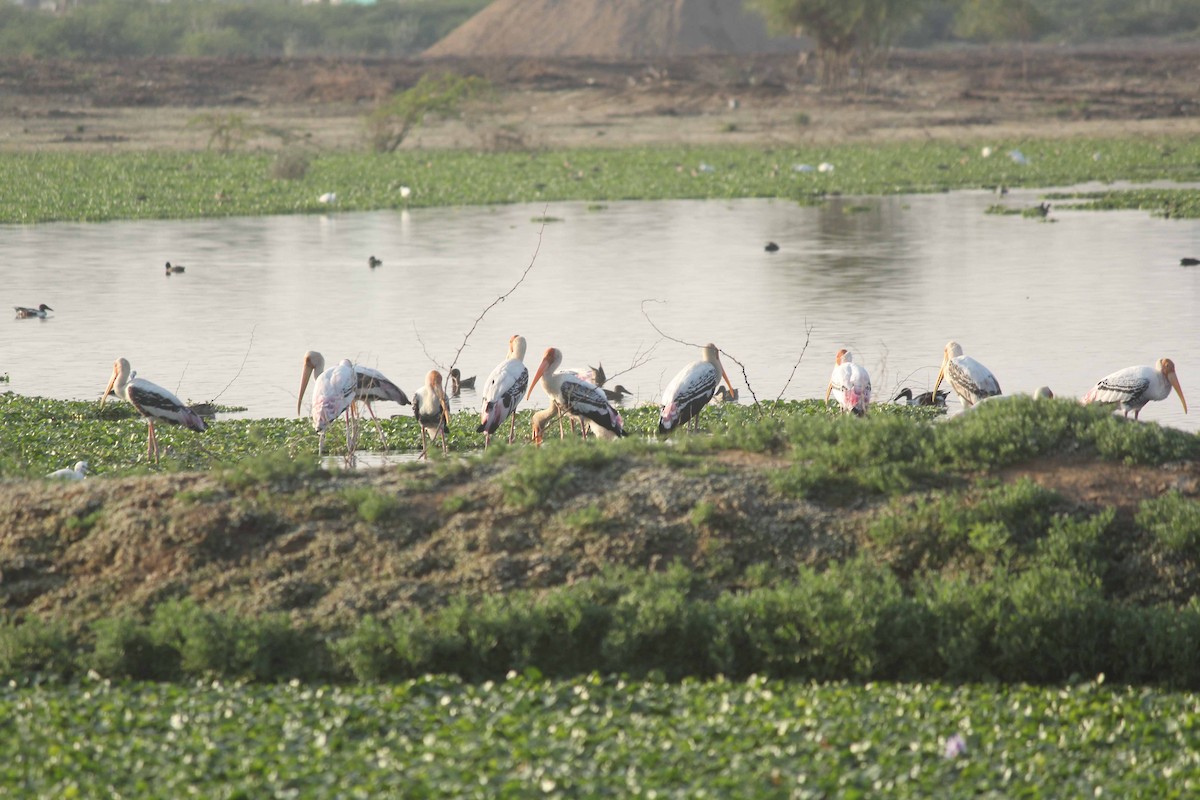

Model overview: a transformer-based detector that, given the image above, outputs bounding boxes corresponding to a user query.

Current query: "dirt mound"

[423,0,804,59]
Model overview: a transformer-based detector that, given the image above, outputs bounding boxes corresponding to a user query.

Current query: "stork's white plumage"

[933,341,1001,408]
[101,357,206,462]
[297,351,409,418]
[825,348,872,415]
[1083,358,1187,420]
[296,355,356,454]
[298,351,409,450]
[659,343,734,433]
[527,347,625,441]
[413,369,451,457]
[478,334,530,447]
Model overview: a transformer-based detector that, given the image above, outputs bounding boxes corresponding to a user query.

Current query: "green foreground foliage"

[2,674,1199,797]
[3,137,1200,223]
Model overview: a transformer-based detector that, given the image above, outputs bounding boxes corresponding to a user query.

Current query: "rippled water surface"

[3,191,1199,429]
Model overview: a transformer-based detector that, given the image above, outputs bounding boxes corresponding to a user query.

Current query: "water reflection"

[2,193,1198,432]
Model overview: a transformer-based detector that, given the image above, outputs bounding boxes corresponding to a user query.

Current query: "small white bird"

[825,348,871,415]
[1083,359,1187,420]
[318,192,337,204]
[47,460,88,480]
[933,341,1001,408]
[399,185,412,199]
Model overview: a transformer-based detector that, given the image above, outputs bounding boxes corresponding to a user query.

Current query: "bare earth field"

[1,42,1199,154]
[2,44,1200,624]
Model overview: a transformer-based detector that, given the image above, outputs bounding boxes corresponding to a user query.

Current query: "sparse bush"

[0,618,77,681]
[1137,491,1200,557]
[342,485,401,524]
[270,150,311,181]
[365,73,490,153]
[221,448,324,490]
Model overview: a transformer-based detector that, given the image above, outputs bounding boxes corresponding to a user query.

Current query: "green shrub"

[1136,491,1200,556]
[497,440,619,511]
[341,486,401,524]
[0,618,77,681]
[869,479,1066,575]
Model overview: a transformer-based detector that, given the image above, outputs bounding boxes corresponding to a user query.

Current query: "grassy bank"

[3,137,1200,223]
[3,394,1200,687]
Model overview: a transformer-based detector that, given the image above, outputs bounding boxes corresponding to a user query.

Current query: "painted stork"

[296,355,357,454]
[527,347,625,441]
[1083,359,1187,420]
[14,304,52,318]
[298,351,409,434]
[893,387,949,407]
[933,341,1001,408]
[658,342,734,434]
[477,334,529,447]
[47,461,88,481]
[101,357,207,462]
[413,369,452,457]
[825,348,872,415]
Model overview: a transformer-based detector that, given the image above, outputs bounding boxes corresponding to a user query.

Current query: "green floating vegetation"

[3,137,1200,223]
[2,674,1197,797]
[3,392,1197,481]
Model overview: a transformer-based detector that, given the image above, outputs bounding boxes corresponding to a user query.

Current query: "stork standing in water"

[527,347,625,442]
[659,343,735,434]
[297,356,357,455]
[101,357,207,462]
[1083,358,1187,420]
[478,334,529,447]
[825,348,872,415]
[298,351,409,448]
[933,340,1001,408]
[413,369,451,457]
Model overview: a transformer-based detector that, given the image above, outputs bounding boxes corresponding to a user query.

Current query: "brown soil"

[1,42,1199,154]
[2,448,1199,628]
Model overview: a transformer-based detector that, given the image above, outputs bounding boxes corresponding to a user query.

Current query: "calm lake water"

[3,191,1200,430]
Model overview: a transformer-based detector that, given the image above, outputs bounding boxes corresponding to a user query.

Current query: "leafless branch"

[640,298,762,411]
[451,208,549,374]
[774,319,814,402]
[208,324,256,404]
[600,338,663,385]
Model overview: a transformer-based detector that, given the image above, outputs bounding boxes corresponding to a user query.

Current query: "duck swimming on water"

[14,304,52,318]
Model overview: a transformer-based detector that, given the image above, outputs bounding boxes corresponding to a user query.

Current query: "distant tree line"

[1,0,1198,61]
[0,0,489,59]
[751,0,1200,83]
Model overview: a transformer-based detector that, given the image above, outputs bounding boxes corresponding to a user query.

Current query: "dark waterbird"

[893,387,949,407]
[1181,258,1199,267]
[14,303,53,318]
[764,242,780,252]
[165,262,185,274]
